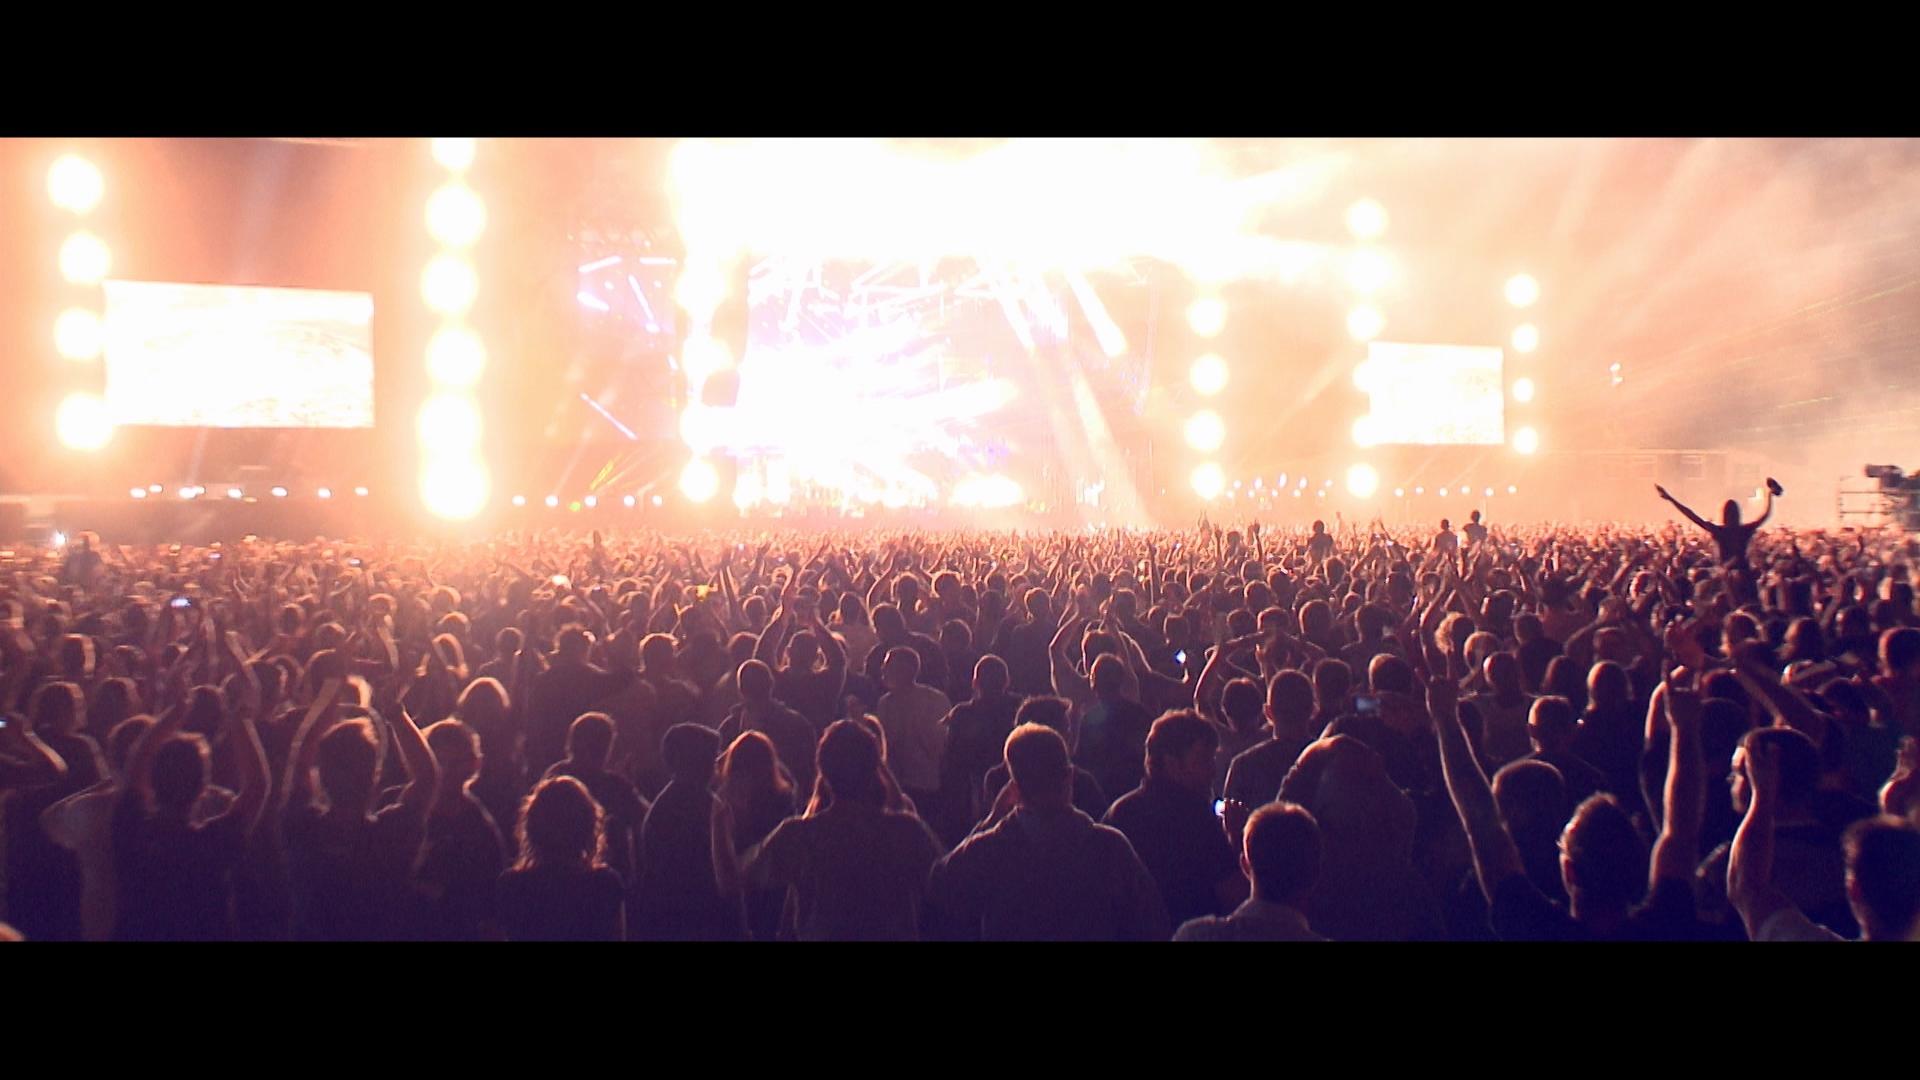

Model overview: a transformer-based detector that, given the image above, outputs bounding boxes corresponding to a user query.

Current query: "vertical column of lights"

[1185,297,1228,502]
[419,139,490,520]
[1344,198,1390,502]
[1505,273,1541,456]
[49,154,114,451]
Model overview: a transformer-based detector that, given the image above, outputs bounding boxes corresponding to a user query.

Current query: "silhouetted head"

[1559,793,1649,916]
[152,735,210,814]
[738,659,775,703]
[816,719,885,808]
[1243,801,1322,908]
[1844,816,1920,940]
[973,654,1009,698]
[515,776,603,870]
[425,719,482,785]
[1004,723,1073,807]
[316,719,379,812]
[1144,709,1218,794]
[565,712,616,770]
[663,723,720,784]
[1014,696,1071,736]
[1723,500,1742,526]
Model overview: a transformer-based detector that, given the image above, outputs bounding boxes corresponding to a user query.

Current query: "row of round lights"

[1185,295,1230,499]
[418,139,491,521]
[1210,467,1522,500]
[128,485,370,500]
[49,154,116,452]
[511,494,666,509]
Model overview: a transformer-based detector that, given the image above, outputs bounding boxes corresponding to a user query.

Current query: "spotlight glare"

[1345,249,1392,294]
[227,487,242,500]
[1346,199,1388,239]
[317,487,332,500]
[1351,415,1380,448]
[1439,487,1449,497]
[680,459,721,503]
[354,486,369,497]
[545,495,560,508]
[179,486,198,500]
[54,308,104,361]
[1190,462,1226,501]
[130,487,147,499]
[271,486,289,498]
[623,495,636,508]
[511,495,527,507]
[1394,488,1405,498]
[1184,410,1226,453]
[59,231,111,284]
[426,183,487,249]
[431,138,476,172]
[420,461,490,522]
[1512,426,1540,455]
[1484,487,1495,498]
[1187,298,1228,338]
[584,495,598,509]
[426,327,487,387]
[650,495,664,507]
[421,255,479,315]
[1508,485,1518,495]
[1189,354,1230,396]
[1347,304,1384,342]
[149,484,162,493]
[54,392,113,450]
[1512,377,1536,403]
[417,394,482,451]
[1346,463,1381,499]
[1505,274,1540,309]
[47,155,104,214]
[1511,323,1539,354]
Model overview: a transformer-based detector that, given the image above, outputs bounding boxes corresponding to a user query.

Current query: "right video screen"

[1356,340,1505,445]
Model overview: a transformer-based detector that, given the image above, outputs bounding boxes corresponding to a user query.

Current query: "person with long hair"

[717,730,798,941]
[735,719,941,940]
[497,776,625,941]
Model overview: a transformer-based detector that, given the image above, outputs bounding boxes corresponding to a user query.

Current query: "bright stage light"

[1184,410,1226,452]
[54,308,104,361]
[1394,488,1405,498]
[1512,377,1536,403]
[1345,249,1392,294]
[426,327,486,386]
[48,155,104,214]
[179,486,199,500]
[1189,354,1229,396]
[1187,298,1227,338]
[1351,415,1379,448]
[130,487,147,499]
[420,460,489,521]
[1507,484,1518,495]
[1505,274,1540,309]
[622,495,636,508]
[544,495,560,508]
[584,495,598,509]
[951,474,1023,509]
[354,486,369,497]
[417,394,482,451]
[1347,304,1384,342]
[680,459,721,503]
[1346,463,1380,498]
[1439,487,1449,497]
[421,255,478,315]
[431,138,476,172]
[1191,463,1226,501]
[60,231,110,285]
[732,473,763,511]
[1511,323,1539,354]
[1513,426,1540,455]
[650,495,663,507]
[317,487,332,500]
[426,183,487,249]
[227,487,242,500]
[271,486,288,498]
[1484,487,1494,498]
[511,495,527,507]
[55,393,112,450]
[1346,199,1388,239]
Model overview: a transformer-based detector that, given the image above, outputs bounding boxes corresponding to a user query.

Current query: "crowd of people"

[3,485,1918,941]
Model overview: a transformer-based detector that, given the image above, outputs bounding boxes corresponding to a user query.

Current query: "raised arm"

[1727,740,1796,938]
[1648,675,1703,888]
[1655,485,1715,533]
[383,698,440,818]
[1429,675,1524,902]
[280,678,342,813]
